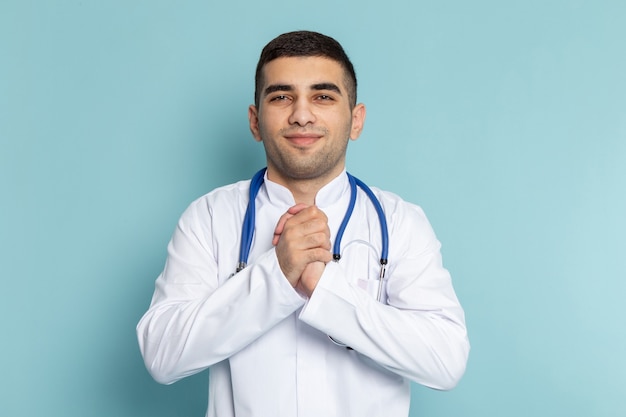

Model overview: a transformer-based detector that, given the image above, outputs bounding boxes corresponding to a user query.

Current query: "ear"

[349,103,366,141]
[248,105,262,142]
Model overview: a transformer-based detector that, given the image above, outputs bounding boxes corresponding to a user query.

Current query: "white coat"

[137,171,469,417]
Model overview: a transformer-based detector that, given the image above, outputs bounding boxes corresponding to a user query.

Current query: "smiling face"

[249,56,366,189]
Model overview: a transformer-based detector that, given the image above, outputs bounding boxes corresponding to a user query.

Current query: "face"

[249,56,366,187]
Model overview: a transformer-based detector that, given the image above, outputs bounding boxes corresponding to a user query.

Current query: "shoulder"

[368,186,439,252]
[179,179,251,225]
[369,187,428,222]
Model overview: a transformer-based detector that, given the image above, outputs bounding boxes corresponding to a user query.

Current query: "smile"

[284,133,323,147]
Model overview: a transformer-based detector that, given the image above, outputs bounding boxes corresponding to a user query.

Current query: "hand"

[273,204,332,293]
[297,261,326,297]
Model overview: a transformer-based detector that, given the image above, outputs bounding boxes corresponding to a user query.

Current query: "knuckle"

[308,232,328,246]
[314,248,332,262]
[308,205,326,218]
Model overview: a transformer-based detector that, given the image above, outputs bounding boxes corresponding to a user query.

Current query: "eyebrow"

[312,83,342,95]
[263,82,343,97]
[264,84,293,96]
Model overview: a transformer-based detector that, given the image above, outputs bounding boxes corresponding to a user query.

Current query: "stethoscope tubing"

[237,168,266,272]
[236,168,390,349]
[236,168,389,277]
[345,173,388,266]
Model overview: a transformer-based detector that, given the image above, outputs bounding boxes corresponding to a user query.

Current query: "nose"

[288,98,316,127]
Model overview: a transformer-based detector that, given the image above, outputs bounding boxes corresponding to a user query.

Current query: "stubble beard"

[261,127,350,182]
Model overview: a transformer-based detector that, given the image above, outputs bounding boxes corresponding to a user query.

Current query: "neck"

[284,180,324,206]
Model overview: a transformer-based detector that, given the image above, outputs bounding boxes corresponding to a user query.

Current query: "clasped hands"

[272,204,333,297]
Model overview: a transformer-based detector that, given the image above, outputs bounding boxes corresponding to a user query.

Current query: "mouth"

[283,132,323,147]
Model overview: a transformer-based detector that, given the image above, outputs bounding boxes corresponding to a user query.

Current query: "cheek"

[329,114,354,136]
[258,112,283,134]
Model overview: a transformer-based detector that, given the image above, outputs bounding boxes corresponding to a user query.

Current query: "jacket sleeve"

[136,199,305,385]
[299,202,469,390]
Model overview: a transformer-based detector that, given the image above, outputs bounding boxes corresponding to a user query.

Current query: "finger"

[287,203,310,215]
[302,229,332,250]
[273,212,294,245]
[272,203,311,245]
[275,204,310,234]
[274,214,330,247]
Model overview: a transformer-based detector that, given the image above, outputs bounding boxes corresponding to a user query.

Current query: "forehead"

[260,56,347,89]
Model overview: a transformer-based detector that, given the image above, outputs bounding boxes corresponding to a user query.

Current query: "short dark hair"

[254,31,357,108]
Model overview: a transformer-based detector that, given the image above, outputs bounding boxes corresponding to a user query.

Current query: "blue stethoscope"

[235,167,389,302]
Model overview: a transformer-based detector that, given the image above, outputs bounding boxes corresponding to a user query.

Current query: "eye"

[269,95,290,102]
[313,94,337,104]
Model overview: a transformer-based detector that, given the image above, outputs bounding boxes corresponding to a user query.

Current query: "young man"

[137,31,469,417]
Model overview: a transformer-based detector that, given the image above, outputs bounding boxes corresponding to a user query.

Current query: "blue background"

[1,1,625,416]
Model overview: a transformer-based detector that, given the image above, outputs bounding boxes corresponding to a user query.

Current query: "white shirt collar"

[262,170,350,209]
